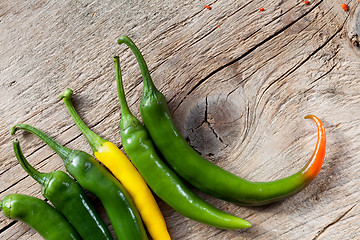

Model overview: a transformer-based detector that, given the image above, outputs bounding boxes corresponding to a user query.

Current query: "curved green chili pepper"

[12,139,114,240]
[114,56,251,229]
[117,35,327,206]
[11,124,148,240]
[0,193,81,240]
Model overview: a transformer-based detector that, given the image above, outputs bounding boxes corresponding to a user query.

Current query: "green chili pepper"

[117,36,327,206]
[11,124,148,240]
[0,193,81,240]
[12,138,114,240]
[114,56,251,229]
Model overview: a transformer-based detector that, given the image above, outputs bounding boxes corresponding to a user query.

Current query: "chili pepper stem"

[13,139,48,186]
[117,36,157,96]
[59,89,106,153]
[114,56,137,127]
[10,124,76,167]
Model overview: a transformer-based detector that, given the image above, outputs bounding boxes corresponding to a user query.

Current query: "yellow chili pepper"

[60,89,171,240]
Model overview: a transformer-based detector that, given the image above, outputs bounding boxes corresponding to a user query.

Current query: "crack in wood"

[258,25,338,94]
[204,96,226,146]
[0,175,28,195]
[240,101,252,146]
[312,204,357,240]
[310,62,338,84]
[192,25,219,46]
[237,32,298,87]
[311,46,339,74]
[204,96,208,123]
[186,96,229,156]
[0,221,16,234]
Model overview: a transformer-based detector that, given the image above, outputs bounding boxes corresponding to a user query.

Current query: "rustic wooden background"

[1,0,359,239]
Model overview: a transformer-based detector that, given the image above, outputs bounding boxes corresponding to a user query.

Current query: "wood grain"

[1,0,359,239]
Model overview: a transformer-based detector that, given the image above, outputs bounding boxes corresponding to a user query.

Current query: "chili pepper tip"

[242,221,251,228]
[59,88,73,100]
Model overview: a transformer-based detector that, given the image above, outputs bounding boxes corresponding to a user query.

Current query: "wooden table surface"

[1,1,359,239]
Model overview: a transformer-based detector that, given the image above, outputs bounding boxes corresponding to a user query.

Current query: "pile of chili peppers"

[1,36,326,240]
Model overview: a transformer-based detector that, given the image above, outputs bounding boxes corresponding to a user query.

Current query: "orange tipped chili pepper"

[205,5,211,10]
[301,115,326,180]
[118,35,327,206]
[304,1,310,5]
[259,8,264,11]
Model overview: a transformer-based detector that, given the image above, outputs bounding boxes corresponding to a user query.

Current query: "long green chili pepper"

[12,139,114,240]
[114,56,251,229]
[117,35,327,206]
[11,124,148,240]
[0,193,81,240]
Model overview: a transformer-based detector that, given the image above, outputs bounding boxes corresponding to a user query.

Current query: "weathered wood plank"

[0,0,359,239]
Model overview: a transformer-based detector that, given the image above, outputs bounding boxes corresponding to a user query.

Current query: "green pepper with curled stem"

[117,35,327,206]
[11,124,148,240]
[12,138,114,240]
[0,193,81,240]
[114,56,251,229]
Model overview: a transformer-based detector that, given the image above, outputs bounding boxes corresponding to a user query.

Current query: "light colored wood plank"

[0,0,359,239]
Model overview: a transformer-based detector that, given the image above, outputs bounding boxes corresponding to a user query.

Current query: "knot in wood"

[182,93,245,163]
